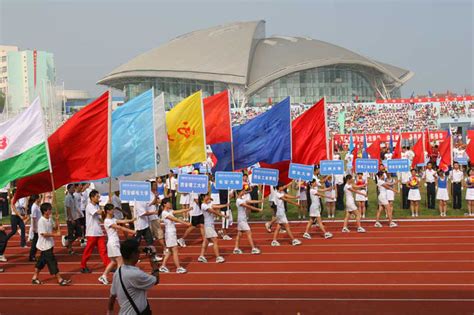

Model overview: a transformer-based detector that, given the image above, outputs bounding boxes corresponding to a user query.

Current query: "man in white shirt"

[64,184,83,255]
[165,171,178,209]
[450,162,464,209]
[400,170,411,209]
[31,202,71,286]
[108,239,159,315]
[80,190,110,274]
[423,162,437,209]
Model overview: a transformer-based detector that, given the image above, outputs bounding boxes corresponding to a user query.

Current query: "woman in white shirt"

[342,175,367,233]
[233,189,263,255]
[28,195,42,262]
[303,180,333,240]
[198,194,228,263]
[271,184,302,247]
[99,204,136,285]
[374,172,398,228]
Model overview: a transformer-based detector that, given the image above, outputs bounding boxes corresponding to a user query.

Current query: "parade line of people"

[0,165,473,284]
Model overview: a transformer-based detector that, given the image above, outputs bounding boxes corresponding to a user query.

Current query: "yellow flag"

[166,91,206,168]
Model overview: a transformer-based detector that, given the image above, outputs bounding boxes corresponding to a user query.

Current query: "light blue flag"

[111,89,155,177]
[349,131,354,153]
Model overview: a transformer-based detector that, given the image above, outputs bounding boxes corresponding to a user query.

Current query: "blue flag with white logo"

[212,97,291,171]
[111,89,155,177]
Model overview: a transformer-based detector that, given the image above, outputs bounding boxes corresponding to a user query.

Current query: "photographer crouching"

[107,239,160,315]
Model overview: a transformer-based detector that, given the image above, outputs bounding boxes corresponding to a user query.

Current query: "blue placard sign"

[215,172,243,190]
[319,160,344,175]
[177,174,209,194]
[289,163,314,181]
[251,168,279,186]
[455,157,468,165]
[355,159,379,173]
[387,159,410,172]
[120,181,151,202]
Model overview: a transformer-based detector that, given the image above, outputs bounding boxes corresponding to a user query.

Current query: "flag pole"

[151,88,158,178]
[228,90,235,171]
[107,88,113,199]
[323,97,329,160]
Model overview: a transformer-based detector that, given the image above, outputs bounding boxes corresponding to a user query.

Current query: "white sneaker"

[374,222,383,228]
[208,242,214,247]
[415,213,419,217]
[159,266,169,273]
[176,267,187,274]
[0,255,7,262]
[389,222,398,228]
[281,229,287,233]
[233,248,243,254]
[362,214,366,218]
[177,238,186,247]
[197,256,207,263]
[271,240,280,247]
[98,275,109,285]
[303,232,311,240]
[357,227,366,233]
[341,227,350,233]
[251,248,261,255]
[324,232,333,239]
[265,222,272,233]
[61,236,69,248]
[223,235,232,240]
[80,239,87,247]
[411,214,415,217]
[292,239,302,246]
[152,255,163,262]
[216,256,225,263]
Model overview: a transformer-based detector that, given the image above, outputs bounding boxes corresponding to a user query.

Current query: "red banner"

[334,131,448,146]
[376,96,473,104]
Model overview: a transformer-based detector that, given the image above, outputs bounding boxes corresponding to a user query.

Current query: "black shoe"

[80,267,92,273]
[28,257,36,262]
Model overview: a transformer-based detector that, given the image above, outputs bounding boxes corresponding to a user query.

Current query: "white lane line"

[0,297,473,302]
[2,270,474,275]
[0,283,472,287]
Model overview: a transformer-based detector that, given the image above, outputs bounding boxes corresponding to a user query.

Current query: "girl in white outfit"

[342,175,367,233]
[233,189,264,254]
[408,169,422,217]
[355,173,368,218]
[374,172,398,228]
[303,180,333,239]
[436,170,449,217]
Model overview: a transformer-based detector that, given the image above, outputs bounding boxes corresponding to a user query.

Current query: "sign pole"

[261,184,265,211]
[297,179,301,205]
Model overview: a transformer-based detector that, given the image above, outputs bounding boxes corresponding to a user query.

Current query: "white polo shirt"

[165,177,177,191]
[424,169,437,183]
[12,197,27,216]
[133,201,150,231]
[31,203,42,233]
[86,202,104,237]
[37,216,54,251]
[450,169,464,183]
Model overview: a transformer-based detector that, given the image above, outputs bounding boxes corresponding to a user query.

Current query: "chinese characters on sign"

[215,172,243,190]
[251,168,279,186]
[387,159,410,173]
[320,160,345,175]
[289,163,314,181]
[355,159,379,173]
[177,174,209,194]
[119,181,151,202]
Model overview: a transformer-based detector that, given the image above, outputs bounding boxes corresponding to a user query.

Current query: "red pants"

[80,236,110,269]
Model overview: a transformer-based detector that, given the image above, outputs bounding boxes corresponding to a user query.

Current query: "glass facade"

[124,77,228,108]
[250,65,385,105]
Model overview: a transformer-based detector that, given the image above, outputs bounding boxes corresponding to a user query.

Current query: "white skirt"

[107,242,121,258]
[165,231,178,248]
[386,190,395,201]
[466,188,474,201]
[408,189,421,201]
[309,203,321,217]
[299,190,307,201]
[205,226,218,239]
[355,189,367,201]
[237,221,250,231]
[346,199,357,212]
[276,212,289,224]
[211,193,220,205]
[325,190,336,202]
[436,188,449,201]
[180,194,190,205]
[378,193,389,206]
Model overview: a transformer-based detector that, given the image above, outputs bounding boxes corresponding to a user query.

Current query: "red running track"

[0,219,473,314]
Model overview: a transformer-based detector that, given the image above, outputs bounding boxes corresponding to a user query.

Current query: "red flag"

[411,137,425,168]
[352,144,359,170]
[15,92,110,199]
[392,133,402,159]
[466,139,474,163]
[203,90,231,145]
[438,132,452,169]
[425,129,432,155]
[366,137,381,163]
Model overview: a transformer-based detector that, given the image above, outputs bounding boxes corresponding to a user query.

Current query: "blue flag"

[111,89,155,177]
[362,133,369,158]
[212,97,291,171]
[349,130,354,153]
[389,129,394,153]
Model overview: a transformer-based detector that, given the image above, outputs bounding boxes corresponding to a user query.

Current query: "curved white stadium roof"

[98,20,413,94]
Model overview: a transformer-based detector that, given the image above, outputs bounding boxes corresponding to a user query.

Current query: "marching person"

[165,171,178,210]
[233,189,263,254]
[80,190,111,273]
[355,173,368,218]
[198,194,228,263]
[450,162,464,209]
[159,198,191,273]
[385,172,398,209]
[99,204,136,285]
[64,184,83,255]
[423,162,437,209]
[218,188,233,241]
[436,170,450,217]
[28,195,42,262]
[298,180,308,220]
[303,180,333,239]
[148,182,165,257]
[408,169,422,217]
[31,202,71,286]
[374,171,398,228]
[177,193,206,248]
[271,184,302,246]
[324,176,336,219]
[7,192,28,248]
[342,175,367,233]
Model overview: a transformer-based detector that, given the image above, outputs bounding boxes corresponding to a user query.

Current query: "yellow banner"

[166,91,206,168]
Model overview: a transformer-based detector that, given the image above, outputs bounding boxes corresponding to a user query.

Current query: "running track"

[1,219,473,314]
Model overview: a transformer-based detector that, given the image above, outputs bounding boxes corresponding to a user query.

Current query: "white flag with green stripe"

[0,97,50,188]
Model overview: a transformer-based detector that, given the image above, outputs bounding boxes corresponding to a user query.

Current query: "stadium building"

[98,20,413,107]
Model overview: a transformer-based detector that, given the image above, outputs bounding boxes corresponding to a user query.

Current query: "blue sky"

[1,0,472,97]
